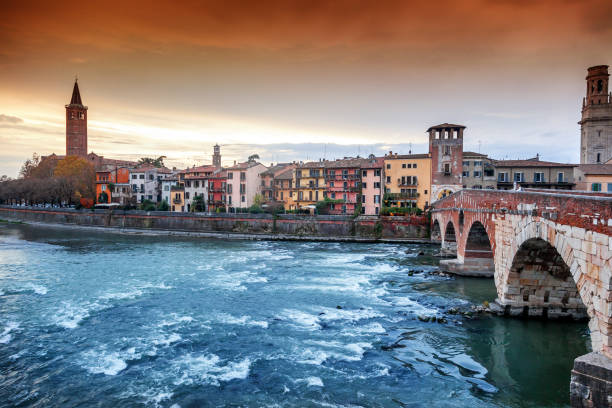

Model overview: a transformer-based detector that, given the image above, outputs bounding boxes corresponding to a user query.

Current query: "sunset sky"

[1,0,611,177]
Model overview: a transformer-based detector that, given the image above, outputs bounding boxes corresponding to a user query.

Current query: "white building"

[129,166,172,204]
[226,161,267,210]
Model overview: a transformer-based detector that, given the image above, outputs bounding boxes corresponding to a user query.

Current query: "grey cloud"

[0,114,24,124]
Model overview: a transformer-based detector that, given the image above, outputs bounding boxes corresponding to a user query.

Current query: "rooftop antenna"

[323,143,327,160]
[478,140,482,155]
[409,142,412,155]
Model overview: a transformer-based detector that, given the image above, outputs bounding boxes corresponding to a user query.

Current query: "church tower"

[65,80,88,157]
[212,144,221,167]
[579,65,612,164]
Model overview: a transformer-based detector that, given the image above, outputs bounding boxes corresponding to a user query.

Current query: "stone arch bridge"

[430,189,612,407]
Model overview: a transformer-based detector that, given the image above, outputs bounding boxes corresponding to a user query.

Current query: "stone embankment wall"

[0,206,429,241]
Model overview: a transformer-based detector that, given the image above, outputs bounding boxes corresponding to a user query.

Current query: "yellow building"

[274,169,296,210]
[575,164,612,192]
[292,162,326,210]
[382,153,432,210]
[170,185,185,212]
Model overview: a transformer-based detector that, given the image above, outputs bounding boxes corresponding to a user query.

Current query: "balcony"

[324,174,361,180]
[172,198,182,204]
[385,192,419,200]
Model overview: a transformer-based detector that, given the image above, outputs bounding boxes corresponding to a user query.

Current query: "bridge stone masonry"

[430,189,612,407]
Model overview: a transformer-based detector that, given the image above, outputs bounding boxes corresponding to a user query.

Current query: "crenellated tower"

[579,65,612,164]
[428,123,464,202]
[65,80,88,157]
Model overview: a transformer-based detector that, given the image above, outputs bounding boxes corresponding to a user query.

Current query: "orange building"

[95,167,132,204]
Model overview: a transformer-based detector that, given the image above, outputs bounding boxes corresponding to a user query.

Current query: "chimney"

[234,160,236,165]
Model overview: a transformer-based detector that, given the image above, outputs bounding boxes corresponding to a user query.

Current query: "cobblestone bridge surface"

[430,189,612,407]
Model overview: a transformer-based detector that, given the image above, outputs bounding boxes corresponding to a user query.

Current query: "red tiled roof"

[427,123,466,131]
[494,159,577,168]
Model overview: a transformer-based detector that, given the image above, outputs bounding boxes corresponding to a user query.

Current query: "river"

[0,223,590,407]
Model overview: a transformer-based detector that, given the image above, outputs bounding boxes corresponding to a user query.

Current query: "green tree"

[247,154,260,162]
[157,200,169,211]
[138,156,166,168]
[191,194,206,212]
[98,191,109,203]
[140,199,156,211]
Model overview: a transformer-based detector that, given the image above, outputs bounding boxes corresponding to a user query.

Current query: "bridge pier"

[570,352,612,407]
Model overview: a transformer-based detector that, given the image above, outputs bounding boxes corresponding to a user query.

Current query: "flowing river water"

[0,223,590,407]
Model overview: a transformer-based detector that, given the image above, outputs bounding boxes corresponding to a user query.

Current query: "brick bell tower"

[579,65,612,164]
[428,123,465,202]
[65,79,88,157]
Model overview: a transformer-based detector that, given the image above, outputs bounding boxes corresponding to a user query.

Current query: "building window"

[463,161,470,167]
[241,195,245,202]
[473,171,481,178]
[462,171,469,177]
[375,207,379,215]
[386,176,391,183]
[362,170,367,177]
[139,174,145,179]
[374,195,380,203]
[374,182,380,188]
[534,172,545,183]
[185,192,190,199]
[597,153,601,163]
[386,164,391,169]
[474,161,482,167]
[132,174,137,179]
[331,193,336,199]
[498,172,508,182]
[361,195,366,203]
[362,182,367,189]
[558,172,564,183]
[514,172,524,182]
[473,185,482,189]
[592,183,602,192]
[402,163,406,169]
[149,174,154,180]
[607,183,612,192]
[444,163,451,175]
[228,172,233,179]
[375,169,381,177]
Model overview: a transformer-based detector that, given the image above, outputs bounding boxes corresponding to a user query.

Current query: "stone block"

[582,240,597,256]
[572,226,586,240]
[593,232,608,246]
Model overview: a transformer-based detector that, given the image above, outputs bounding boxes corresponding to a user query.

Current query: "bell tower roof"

[69,80,83,106]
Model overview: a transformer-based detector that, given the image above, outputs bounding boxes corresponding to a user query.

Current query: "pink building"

[324,158,364,215]
[226,161,268,210]
[360,156,384,215]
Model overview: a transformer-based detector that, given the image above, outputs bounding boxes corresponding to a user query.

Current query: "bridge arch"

[444,221,457,244]
[495,220,606,354]
[464,221,493,260]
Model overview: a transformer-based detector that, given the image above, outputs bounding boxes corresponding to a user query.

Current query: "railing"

[324,174,361,180]
[386,192,419,200]
[172,198,182,204]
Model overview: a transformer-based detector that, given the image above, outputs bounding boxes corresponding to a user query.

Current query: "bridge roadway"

[430,189,612,407]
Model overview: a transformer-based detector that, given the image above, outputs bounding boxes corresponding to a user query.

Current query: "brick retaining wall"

[0,206,429,240]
